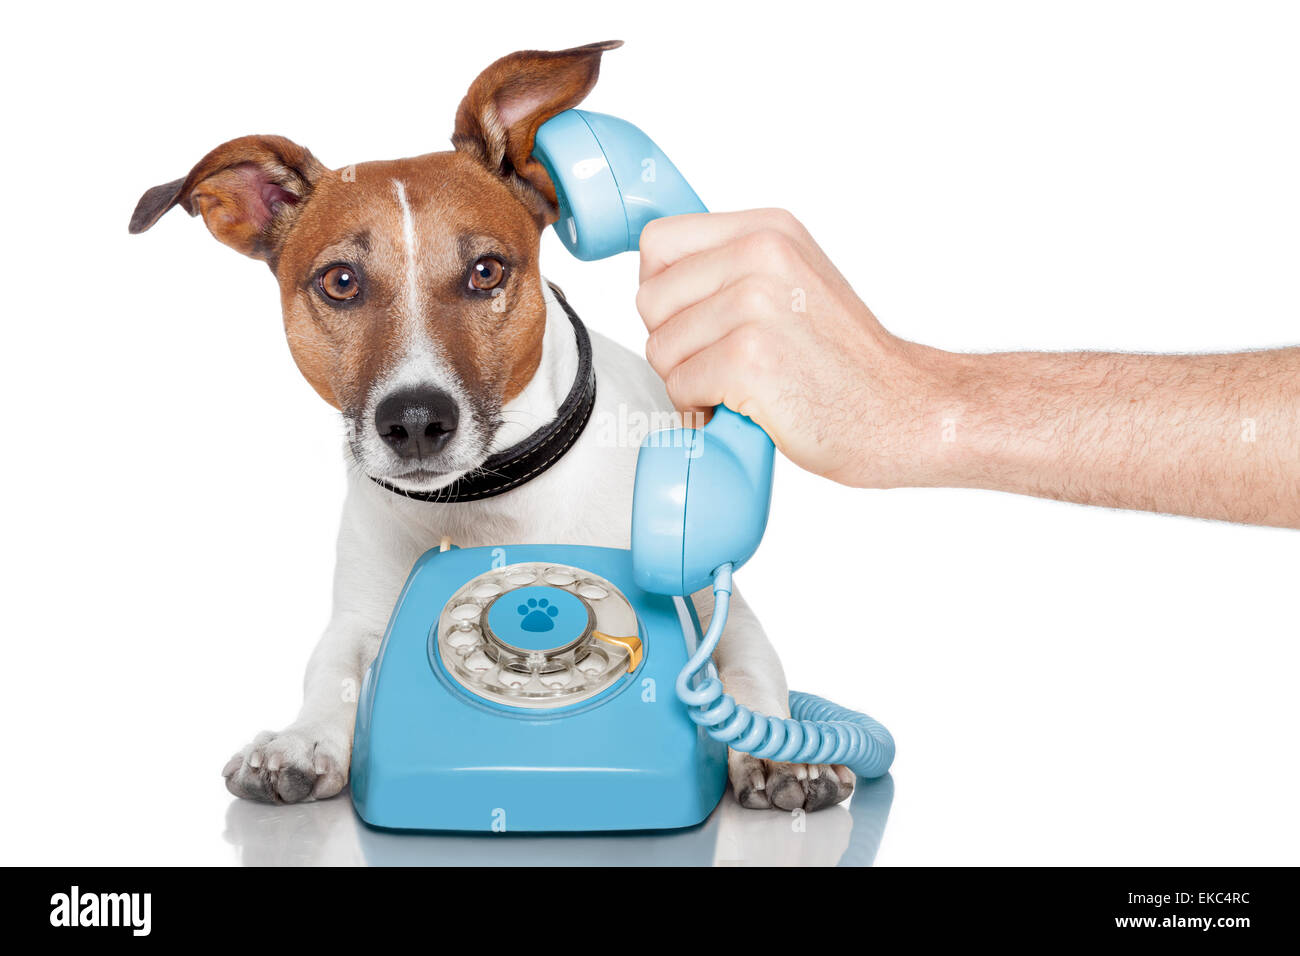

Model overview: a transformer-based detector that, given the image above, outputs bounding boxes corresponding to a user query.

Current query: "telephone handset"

[349,112,893,833]
[533,109,775,596]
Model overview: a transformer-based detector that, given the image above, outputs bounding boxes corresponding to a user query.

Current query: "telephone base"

[350,544,728,832]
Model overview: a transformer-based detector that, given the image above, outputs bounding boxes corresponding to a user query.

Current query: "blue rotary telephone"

[349,111,895,832]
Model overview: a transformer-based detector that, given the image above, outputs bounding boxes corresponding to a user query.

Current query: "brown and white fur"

[130,41,854,813]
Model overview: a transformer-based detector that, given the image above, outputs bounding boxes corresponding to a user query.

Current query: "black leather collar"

[370,285,596,504]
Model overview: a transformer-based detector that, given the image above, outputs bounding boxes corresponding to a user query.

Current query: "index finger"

[638,208,810,283]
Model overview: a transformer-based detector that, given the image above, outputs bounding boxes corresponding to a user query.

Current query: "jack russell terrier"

[130,41,855,813]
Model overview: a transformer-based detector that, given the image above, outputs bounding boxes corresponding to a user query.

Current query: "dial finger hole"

[447,627,479,649]
[449,603,480,622]
[576,648,608,675]
[497,667,529,690]
[539,669,572,690]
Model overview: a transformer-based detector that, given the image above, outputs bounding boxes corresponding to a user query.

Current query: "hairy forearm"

[634,210,1300,527]
[920,347,1300,527]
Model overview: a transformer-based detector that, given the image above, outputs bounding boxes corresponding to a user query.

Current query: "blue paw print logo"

[518,597,559,632]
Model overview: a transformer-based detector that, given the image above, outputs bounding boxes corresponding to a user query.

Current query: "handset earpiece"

[533,110,707,257]
[533,110,775,595]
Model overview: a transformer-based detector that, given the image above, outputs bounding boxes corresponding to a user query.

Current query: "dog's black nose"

[375,386,460,460]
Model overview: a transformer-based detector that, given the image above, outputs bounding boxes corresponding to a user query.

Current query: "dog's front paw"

[223,725,349,804]
[728,752,855,812]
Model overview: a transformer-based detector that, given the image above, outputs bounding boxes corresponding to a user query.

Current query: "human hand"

[636,208,958,488]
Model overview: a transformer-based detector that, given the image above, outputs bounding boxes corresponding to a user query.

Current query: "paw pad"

[518,597,560,632]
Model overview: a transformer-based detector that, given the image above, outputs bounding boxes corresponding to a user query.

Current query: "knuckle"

[764,207,801,232]
[767,207,813,248]
[634,282,654,320]
[664,363,688,404]
[644,329,666,372]
[731,275,774,315]
[745,228,798,270]
[639,217,670,258]
[639,216,663,247]
[730,324,771,368]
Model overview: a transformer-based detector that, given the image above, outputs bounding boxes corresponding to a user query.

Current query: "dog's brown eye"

[469,256,505,292]
[319,265,360,301]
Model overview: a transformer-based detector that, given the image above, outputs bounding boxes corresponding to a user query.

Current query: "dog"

[130,41,855,813]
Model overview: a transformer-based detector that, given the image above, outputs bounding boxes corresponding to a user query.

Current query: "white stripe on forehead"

[393,179,424,342]
[379,179,458,391]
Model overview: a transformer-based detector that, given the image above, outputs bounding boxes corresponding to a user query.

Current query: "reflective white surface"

[223,777,894,867]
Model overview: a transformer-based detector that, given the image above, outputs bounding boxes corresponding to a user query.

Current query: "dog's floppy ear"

[129,135,326,265]
[453,40,622,225]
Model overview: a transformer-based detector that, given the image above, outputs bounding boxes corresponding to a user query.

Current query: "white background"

[2,1,1296,865]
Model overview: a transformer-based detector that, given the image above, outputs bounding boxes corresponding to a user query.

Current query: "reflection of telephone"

[349,111,894,832]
